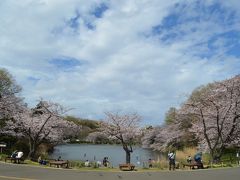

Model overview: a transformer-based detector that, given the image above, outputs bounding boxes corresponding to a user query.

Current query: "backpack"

[168,153,175,160]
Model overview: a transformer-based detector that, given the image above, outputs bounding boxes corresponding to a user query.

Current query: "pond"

[50,144,164,167]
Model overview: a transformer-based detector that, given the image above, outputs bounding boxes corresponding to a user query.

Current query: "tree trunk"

[28,139,37,159]
[125,150,131,164]
[122,143,133,164]
[28,145,35,159]
[210,147,224,164]
[210,149,215,163]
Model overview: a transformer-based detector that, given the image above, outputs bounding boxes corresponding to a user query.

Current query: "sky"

[0,0,240,125]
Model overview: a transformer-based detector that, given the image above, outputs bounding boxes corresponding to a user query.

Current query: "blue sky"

[0,0,239,125]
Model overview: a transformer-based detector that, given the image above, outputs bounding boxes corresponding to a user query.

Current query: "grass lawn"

[1,152,239,172]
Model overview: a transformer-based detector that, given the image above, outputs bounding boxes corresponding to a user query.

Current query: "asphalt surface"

[0,162,239,180]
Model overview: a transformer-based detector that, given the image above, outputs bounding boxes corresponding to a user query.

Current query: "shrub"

[69,160,85,168]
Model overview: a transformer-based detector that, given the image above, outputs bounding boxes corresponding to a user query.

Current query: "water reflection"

[50,144,163,167]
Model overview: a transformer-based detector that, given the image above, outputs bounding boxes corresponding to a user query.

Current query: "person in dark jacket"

[194,152,203,169]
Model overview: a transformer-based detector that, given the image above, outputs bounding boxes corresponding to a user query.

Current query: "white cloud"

[0,0,239,125]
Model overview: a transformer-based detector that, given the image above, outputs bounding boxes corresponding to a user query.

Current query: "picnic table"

[5,156,25,164]
[182,162,204,169]
[119,163,135,171]
[49,160,69,168]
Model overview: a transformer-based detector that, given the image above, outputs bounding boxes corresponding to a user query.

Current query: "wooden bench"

[5,157,25,164]
[119,164,135,171]
[182,163,204,169]
[49,160,69,168]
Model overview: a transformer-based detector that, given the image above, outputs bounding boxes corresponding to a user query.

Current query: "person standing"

[236,152,239,165]
[148,158,153,168]
[168,151,176,171]
[103,157,107,167]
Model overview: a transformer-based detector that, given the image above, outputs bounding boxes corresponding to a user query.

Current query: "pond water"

[50,144,164,167]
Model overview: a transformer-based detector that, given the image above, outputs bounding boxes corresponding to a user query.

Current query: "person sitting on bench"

[11,150,18,158]
[15,151,23,163]
[194,152,203,169]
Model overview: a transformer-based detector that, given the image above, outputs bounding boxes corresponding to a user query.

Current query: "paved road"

[0,162,239,180]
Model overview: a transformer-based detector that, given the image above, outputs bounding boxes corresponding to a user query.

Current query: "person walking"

[168,151,176,171]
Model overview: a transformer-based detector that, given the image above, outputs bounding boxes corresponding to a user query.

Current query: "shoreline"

[1,160,239,173]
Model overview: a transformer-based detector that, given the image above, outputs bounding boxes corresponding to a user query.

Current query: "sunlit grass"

[0,153,8,161]
[176,147,197,163]
[1,151,238,172]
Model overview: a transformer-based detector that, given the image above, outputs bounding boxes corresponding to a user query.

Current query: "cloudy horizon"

[0,0,240,125]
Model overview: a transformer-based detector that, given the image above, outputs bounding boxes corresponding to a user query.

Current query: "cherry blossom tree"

[142,122,183,152]
[142,106,195,152]
[85,131,109,144]
[180,75,240,160]
[141,126,159,149]
[0,68,24,134]
[12,100,80,158]
[100,112,141,164]
[0,69,82,158]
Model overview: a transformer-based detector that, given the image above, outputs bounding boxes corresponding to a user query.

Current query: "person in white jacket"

[168,151,176,171]
[15,151,24,163]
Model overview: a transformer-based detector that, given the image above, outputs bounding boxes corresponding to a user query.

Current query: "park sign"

[0,143,6,153]
[0,143,6,148]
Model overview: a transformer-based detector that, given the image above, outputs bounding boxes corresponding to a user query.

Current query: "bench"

[49,160,69,168]
[119,163,135,171]
[182,163,204,169]
[5,157,25,164]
